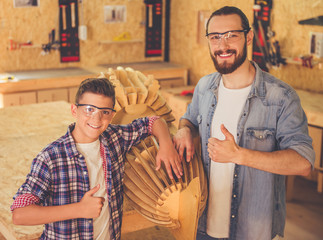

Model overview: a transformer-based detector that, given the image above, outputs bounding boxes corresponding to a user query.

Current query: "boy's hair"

[75,78,116,107]
[206,6,250,35]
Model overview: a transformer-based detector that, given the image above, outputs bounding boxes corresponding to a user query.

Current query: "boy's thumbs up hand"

[79,184,105,218]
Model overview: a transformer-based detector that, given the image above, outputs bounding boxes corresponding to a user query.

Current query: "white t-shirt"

[76,140,110,240]
[206,79,251,238]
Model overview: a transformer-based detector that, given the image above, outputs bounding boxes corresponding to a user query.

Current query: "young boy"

[11,78,182,240]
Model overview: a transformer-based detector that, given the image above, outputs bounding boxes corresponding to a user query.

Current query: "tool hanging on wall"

[42,29,60,54]
[299,15,323,26]
[59,0,80,62]
[144,0,163,58]
[252,1,286,70]
[252,0,272,71]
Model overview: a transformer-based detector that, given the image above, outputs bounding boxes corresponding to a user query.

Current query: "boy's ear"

[71,104,77,117]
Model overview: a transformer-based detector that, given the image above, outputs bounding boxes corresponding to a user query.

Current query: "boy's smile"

[71,92,115,143]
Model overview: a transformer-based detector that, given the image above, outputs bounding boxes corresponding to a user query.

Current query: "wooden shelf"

[99,39,143,44]
[284,57,322,68]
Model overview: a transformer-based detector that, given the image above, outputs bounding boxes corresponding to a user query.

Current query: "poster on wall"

[14,0,39,8]
[104,5,127,23]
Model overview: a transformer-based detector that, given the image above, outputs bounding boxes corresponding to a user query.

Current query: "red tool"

[180,89,195,96]
[301,56,313,68]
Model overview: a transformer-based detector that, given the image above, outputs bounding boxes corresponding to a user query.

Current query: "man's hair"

[206,6,250,35]
[75,78,116,106]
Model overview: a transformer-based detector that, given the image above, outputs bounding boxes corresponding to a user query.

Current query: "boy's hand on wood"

[156,142,182,180]
[79,184,105,218]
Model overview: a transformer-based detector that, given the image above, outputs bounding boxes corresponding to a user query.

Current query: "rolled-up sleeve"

[276,90,315,166]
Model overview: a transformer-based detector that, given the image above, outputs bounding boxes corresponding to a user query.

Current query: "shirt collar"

[210,61,267,99]
[248,61,266,99]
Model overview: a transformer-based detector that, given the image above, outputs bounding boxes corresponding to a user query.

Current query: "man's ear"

[246,29,254,46]
[71,104,77,117]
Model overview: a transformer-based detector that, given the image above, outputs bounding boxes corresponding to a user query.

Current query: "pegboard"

[59,0,80,62]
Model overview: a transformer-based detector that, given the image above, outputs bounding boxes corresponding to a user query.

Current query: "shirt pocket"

[246,128,276,151]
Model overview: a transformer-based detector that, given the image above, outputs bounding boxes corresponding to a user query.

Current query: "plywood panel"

[270,0,323,94]
[68,86,78,103]
[0,92,37,107]
[37,88,68,103]
[0,0,161,73]
[0,102,74,239]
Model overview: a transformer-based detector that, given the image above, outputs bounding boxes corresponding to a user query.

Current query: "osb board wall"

[0,0,161,72]
[269,0,323,93]
[169,0,323,93]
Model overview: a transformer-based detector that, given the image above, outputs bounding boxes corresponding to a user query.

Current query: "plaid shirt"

[12,117,157,240]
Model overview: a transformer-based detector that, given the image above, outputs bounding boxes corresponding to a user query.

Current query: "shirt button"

[259,135,263,139]
[232,215,235,218]
[233,194,237,198]
[234,174,237,177]
[207,124,209,127]
[212,104,215,107]
[20,187,23,191]
[84,171,87,175]
[88,220,92,223]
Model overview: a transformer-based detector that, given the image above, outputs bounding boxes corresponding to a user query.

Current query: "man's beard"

[210,42,247,74]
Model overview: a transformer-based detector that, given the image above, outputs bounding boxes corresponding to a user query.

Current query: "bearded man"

[173,6,314,240]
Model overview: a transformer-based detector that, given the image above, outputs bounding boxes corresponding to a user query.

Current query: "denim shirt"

[182,62,315,240]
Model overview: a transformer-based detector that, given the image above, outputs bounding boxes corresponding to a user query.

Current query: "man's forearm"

[237,148,312,176]
[178,118,199,137]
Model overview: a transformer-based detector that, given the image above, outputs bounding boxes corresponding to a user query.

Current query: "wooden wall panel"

[0,0,160,72]
[269,1,323,93]
[1,0,323,93]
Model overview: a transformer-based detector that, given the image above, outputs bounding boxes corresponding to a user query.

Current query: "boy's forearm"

[151,118,172,144]
[12,203,81,225]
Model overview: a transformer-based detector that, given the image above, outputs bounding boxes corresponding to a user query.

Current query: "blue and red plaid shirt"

[12,117,158,240]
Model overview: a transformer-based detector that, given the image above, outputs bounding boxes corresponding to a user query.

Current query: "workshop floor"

[122,226,175,240]
[122,176,323,240]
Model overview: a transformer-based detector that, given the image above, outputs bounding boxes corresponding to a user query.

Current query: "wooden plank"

[0,102,74,239]
[0,92,37,108]
[297,90,323,128]
[37,88,69,103]
[0,75,95,94]
[121,210,156,235]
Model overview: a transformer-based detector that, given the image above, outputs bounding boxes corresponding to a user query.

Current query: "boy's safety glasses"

[76,104,116,119]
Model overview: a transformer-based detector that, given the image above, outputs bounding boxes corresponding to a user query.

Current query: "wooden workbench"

[0,62,188,108]
[0,102,74,239]
[0,62,188,94]
[286,90,323,200]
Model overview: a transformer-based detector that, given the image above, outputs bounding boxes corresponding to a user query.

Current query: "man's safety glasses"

[206,29,250,45]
